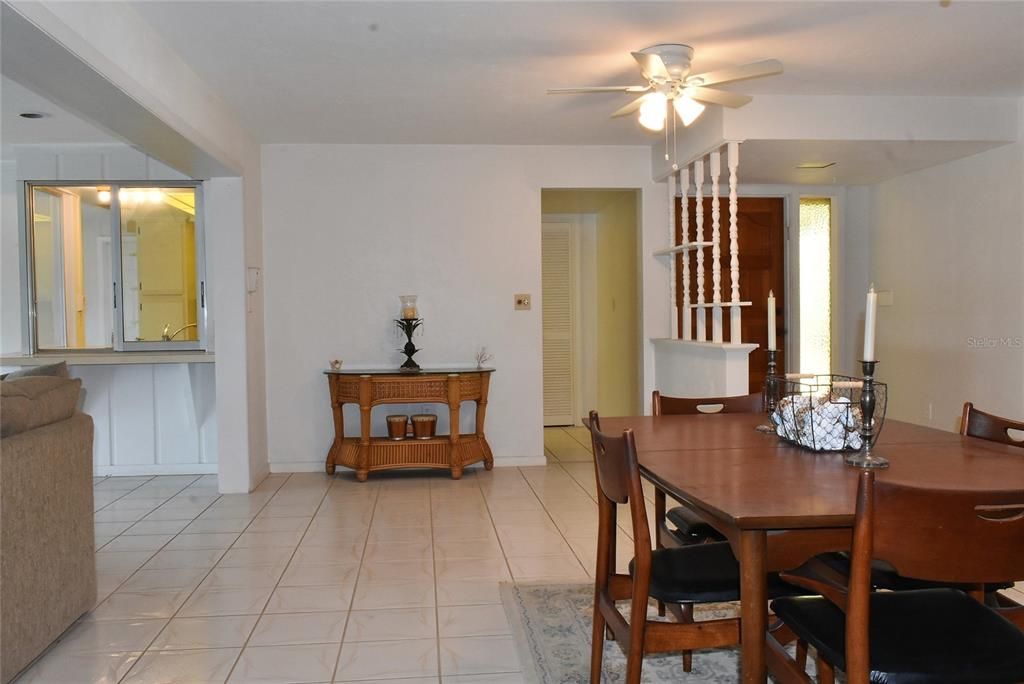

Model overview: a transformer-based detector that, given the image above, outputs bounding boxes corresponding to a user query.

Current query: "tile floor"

[16,427,1024,683]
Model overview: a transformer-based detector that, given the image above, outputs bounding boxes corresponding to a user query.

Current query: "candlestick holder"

[755,349,781,433]
[395,318,423,372]
[845,360,889,469]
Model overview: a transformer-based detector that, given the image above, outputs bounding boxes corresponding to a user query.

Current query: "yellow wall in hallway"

[542,190,640,416]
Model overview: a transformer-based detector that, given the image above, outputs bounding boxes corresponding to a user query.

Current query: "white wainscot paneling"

[71,363,217,476]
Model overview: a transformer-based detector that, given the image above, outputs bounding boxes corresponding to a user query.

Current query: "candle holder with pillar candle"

[396,295,423,372]
[844,360,889,468]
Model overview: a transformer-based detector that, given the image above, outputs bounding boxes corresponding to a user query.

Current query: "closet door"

[542,221,577,426]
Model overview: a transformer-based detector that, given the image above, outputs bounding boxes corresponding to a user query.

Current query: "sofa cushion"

[0,362,69,381]
[0,376,82,438]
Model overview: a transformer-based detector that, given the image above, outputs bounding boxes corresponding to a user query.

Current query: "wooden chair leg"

[795,640,808,671]
[817,655,835,684]
[681,603,694,672]
[590,602,606,684]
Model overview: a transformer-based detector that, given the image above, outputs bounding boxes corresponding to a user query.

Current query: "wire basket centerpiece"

[769,374,887,452]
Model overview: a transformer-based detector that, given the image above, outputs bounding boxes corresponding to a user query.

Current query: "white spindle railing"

[709,150,723,343]
[679,167,691,341]
[661,141,746,345]
[668,171,677,339]
[728,142,742,343]
[693,158,706,342]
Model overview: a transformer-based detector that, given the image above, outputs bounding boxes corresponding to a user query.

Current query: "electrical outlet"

[514,294,531,310]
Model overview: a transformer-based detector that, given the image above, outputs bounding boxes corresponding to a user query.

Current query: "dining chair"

[651,390,765,549]
[587,411,805,683]
[820,402,1024,601]
[961,401,1024,448]
[767,470,1024,684]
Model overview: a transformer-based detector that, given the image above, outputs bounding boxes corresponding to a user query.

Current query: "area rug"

[500,582,822,683]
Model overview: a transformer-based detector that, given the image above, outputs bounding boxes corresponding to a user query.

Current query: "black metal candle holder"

[765,349,780,413]
[755,349,781,433]
[845,360,889,469]
[395,318,422,372]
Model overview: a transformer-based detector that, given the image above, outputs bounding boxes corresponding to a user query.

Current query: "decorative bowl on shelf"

[411,414,437,439]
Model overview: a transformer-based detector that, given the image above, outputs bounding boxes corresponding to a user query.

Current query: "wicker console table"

[324,368,495,481]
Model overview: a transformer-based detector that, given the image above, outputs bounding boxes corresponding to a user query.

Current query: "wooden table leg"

[739,530,768,684]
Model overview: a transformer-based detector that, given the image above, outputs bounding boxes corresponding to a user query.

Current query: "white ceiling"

[1,75,121,145]
[127,0,1024,145]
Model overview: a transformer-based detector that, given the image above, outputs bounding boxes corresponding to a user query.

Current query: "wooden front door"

[676,197,786,393]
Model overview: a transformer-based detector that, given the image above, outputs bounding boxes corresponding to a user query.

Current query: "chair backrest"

[960,402,1024,448]
[652,390,764,416]
[587,411,652,564]
[851,470,1024,587]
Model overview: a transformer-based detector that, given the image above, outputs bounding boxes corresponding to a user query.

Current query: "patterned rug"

[500,582,822,683]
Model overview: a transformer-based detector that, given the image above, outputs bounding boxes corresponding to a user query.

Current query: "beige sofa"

[0,372,95,684]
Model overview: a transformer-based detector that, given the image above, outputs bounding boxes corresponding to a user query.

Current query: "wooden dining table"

[593,412,1024,684]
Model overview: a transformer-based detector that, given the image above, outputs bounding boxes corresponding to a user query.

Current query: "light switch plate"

[514,294,531,310]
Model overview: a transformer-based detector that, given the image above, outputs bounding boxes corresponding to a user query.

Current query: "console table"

[324,368,495,481]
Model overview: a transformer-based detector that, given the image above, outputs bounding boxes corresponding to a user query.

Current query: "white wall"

[261,144,666,471]
[867,120,1024,430]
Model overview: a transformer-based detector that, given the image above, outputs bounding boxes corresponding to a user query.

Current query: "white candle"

[767,290,776,350]
[863,284,878,361]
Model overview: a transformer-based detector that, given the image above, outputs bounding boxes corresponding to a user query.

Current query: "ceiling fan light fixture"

[674,94,706,127]
[638,92,667,131]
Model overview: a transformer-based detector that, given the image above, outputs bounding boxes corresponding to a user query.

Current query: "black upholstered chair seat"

[665,506,726,544]
[771,588,1024,684]
[629,542,807,604]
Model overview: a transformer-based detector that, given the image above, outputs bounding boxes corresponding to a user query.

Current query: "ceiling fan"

[548,44,783,131]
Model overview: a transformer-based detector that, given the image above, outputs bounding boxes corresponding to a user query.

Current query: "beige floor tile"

[150,615,258,650]
[121,647,240,683]
[344,607,437,642]
[433,539,504,560]
[119,567,208,592]
[233,530,305,549]
[439,635,520,677]
[143,548,224,570]
[164,532,240,550]
[99,534,175,552]
[15,650,141,684]
[443,674,526,683]
[290,543,363,565]
[364,526,425,543]
[435,558,511,582]
[437,605,511,638]
[248,611,347,646]
[506,554,587,581]
[90,590,191,621]
[357,559,433,583]
[280,561,359,587]
[200,565,287,589]
[182,518,253,534]
[218,547,295,567]
[362,540,432,562]
[351,578,436,610]
[54,618,167,653]
[265,584,355,613]
[298,527,368,546]
[244,516,313,533]
[178,586,274,617]
[435,579,503,607]
[229,642,339,683]
[335,638,438,682]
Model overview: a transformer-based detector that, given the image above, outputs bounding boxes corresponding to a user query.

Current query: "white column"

[694,158,706,342]
[709,149,723,343]
[679,166,691,341]
[728,142,743,343]
[668,172,677,340]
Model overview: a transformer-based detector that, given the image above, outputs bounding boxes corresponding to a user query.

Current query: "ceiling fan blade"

[610,94,652,118]
[686,87,753,108]
[631,51,670,81]
[687,59,783,87]
[547,85,650,94]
